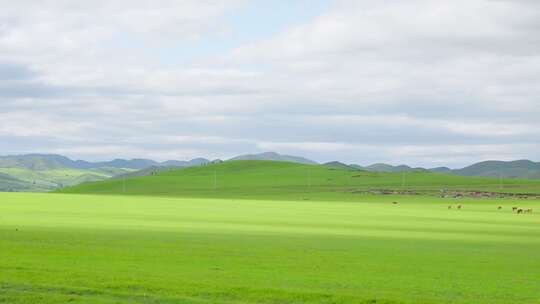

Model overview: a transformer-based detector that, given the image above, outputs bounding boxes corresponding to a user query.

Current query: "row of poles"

[119,168,505,193]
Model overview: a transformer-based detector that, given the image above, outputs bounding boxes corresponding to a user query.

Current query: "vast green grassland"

[3,161,540,303]
[1,192,539,303]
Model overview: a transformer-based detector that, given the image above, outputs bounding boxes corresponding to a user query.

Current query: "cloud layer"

[0,0,539,167]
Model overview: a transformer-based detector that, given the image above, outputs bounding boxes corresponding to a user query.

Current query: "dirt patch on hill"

[349,189,540,200]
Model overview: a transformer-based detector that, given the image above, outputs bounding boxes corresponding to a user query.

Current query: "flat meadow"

[1,191,539,303]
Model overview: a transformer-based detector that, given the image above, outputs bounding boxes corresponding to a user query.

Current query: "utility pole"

[499,169,503,190]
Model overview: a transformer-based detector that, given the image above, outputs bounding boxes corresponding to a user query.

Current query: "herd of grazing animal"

[394,200,533,215]
[512,206,533,214]
[446,205,534,214]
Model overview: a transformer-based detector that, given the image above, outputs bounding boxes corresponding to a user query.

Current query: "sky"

[0,0,539,168]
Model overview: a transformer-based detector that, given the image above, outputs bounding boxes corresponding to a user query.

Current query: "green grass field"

[2,161,540,303]
[60,161,540,199]
[1,193,539,303]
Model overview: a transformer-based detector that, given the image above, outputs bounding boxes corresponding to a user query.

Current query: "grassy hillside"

[0,167,134,192]
[1,192,539,303]
[0,173,36,192]
[60,160,540,199]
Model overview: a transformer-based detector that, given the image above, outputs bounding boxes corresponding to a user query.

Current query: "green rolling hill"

[3,153,540,193]
[0,155,142,191]
[0,154,208,192]
[2,153,540,193]
[0,172,36,192]
[0,167,131,191]
[59,160,540,200]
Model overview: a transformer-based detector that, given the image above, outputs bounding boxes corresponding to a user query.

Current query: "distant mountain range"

[230,152,317,164]
[0,154,212,170]
[452,160,540,179]
[0,152,539,192]
[323,159,540,179]
[0,154,219,192]
[363,163,428,173]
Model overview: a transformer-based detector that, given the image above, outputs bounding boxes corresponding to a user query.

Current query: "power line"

[308,168,312,188]
[499,168,503,190]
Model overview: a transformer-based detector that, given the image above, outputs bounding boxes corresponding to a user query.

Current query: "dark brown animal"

[457,205,462,210]
[498,206,502,210]
[517,209,523,214]
[392,201,398,205]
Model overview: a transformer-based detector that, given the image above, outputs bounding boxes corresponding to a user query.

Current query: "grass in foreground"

[1,192,539,303]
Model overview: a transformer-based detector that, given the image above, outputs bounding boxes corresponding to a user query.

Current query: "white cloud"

[0,0,539,167]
